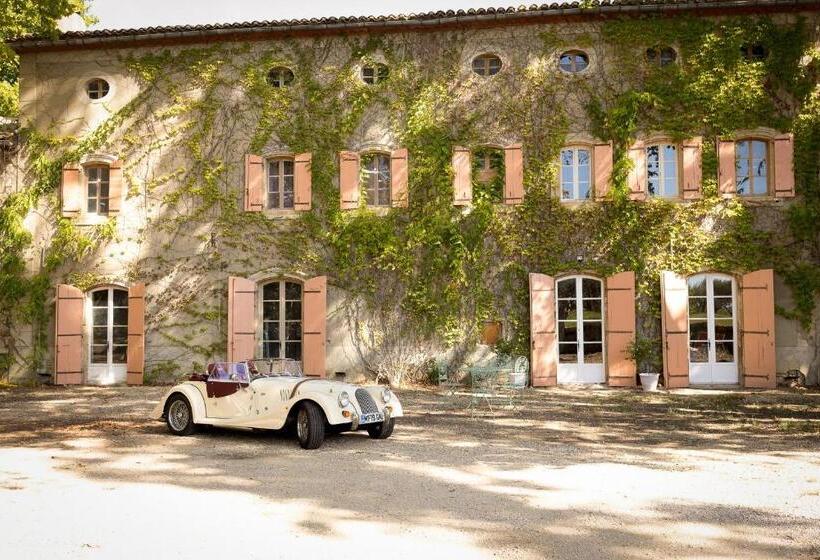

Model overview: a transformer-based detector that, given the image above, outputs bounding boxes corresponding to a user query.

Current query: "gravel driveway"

[1,385,819,559]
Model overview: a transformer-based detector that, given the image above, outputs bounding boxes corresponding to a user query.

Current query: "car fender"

[290,394,347,426]
[153,383,208,424]
[363,386,404,417]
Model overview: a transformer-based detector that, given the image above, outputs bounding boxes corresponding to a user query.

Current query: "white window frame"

[556,275,605,384]
[361,152,392,207]
[258,280,303,361]
[559,146,592,201]
[266,157,295,210]
[646,143,679,198]
[687,273,739,385]
[735,138,770,197]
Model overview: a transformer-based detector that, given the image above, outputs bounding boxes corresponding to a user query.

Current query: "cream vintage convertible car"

[152,359,402,449]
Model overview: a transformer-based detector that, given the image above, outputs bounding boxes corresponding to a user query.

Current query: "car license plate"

[360,412,384,425]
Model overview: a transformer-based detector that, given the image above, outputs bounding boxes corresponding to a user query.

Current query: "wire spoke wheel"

[168,399,191,432]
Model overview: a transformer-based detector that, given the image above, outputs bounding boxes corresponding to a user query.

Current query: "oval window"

[558,51,589,73]
[267,67,295,87]
[361,63,389,85]
[646,47,677,67]
[86,78,110,100]
[472,53,502,76]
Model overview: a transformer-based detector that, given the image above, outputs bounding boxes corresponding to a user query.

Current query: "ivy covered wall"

[1,10,818,384]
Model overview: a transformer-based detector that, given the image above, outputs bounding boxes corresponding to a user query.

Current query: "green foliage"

[1,12,818,379]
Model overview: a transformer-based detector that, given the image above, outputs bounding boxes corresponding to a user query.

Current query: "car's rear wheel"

[296,402,326,449]
[367,417,395,439]
[165,394,197,436]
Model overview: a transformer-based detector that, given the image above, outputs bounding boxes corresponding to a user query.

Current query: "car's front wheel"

[296,402,326,449]
[165,394,197,436]
[367,417,395,439]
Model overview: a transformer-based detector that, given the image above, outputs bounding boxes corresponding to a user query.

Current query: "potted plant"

[626,337,661,391]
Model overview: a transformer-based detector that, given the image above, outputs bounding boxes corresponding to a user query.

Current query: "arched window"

[361,153,391,206]
[86,78,110,100]
[735,139,768,196]
[559,51,589,73]
[260,280,302,360]
[560,147,591,201]
[361,63,389,85]
[472,54,502,76]
[85,164,111,214]
[646,143,679,197]
[267,67,295,87]
[646,47,677,67]
[267,157,294,209]
[87,287,128,384]
[687,273,738,384]
[556,276,604,383]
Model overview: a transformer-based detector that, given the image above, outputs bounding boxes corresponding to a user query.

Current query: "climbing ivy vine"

[0,13,817,380]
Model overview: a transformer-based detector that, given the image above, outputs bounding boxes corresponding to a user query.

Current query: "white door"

[87,287,128,385]
[557,276,605,384]
[687,274,739,385]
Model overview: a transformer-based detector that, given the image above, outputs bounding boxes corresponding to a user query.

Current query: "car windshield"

[248,358,303,378]
[207,362,251,383]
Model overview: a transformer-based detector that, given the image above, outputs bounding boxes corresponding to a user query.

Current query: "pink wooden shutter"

[681,137,702,200]
[717,140,736,196]
[503,143,524,205]
[244,154,264,212]
[661,271,689,388]
[773,133,795,198]
[107,160,123,214]
[452,146,472,206]
[55,284,84,385]
[294,152,312,211]
[593,142,613,199]
[390,148,409,207]
[339,151,360,210]
[126,282,145,385]
[529,273,557,387]
[627,141,646,200]
[741,269,776,388]
[61,164,82,216]
[606,271,636,387]
[227,277,256,362]
[302,276,327,377]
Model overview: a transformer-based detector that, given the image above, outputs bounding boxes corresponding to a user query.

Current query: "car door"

[204,362,254,419]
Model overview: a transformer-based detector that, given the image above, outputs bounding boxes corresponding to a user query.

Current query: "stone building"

[2,0,819,388]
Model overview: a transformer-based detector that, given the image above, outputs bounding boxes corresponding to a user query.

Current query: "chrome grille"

[355,388,379,415]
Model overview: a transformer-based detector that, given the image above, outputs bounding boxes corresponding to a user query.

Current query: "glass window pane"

[285,282,301,299]
[714,297,734,319]
[286,321,302,340]
[263,321,279,341]
[713,278,732,296]
[689,319,708,341]
[558,322,577,342]
[715,341,734,362]
[583,322,602,343]
[582,278,601,298]
[112,345,126,364]
[113,307,128,326]
[687,276,706,296]
[583,300,602,320]
[87,199,97,213]
[688,297,707,319]
[557,279,575,299]
[690,341,709,363]
[752,140,766,159]
[92,308,107,326]
[263,282,279,301]
[92,326,109,344]
[263,341,281,359]
[559,343,578,363]
[112,326,128,345]
[736,141,749,159]
[714,319,734,340]
[583,343,603,363]
[92,290,108,306]
[285,301,301,320]
[263,302,279,321]
[92,345,108,364]
[558,300,577,321]
[113,290,128,306]
[285,342,302,360]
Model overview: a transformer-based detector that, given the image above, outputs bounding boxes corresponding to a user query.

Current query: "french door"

[87,287,129,385]
[687,274,738,384]
[556,276,605,384]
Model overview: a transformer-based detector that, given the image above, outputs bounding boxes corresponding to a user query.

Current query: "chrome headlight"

[381,388,392,403]
[338,391,350,408]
